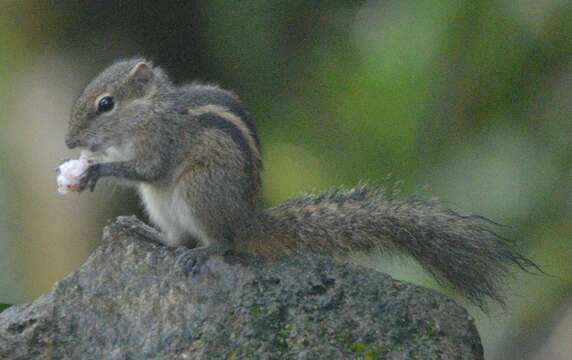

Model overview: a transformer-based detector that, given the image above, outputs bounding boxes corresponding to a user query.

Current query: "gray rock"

[0,216,483,359]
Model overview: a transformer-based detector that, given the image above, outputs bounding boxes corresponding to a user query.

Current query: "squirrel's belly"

[138,183,210,246]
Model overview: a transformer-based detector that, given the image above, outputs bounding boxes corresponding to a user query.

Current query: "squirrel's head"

[66,58,169,152]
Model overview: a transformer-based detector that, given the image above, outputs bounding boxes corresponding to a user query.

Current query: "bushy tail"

[248,185,538,308]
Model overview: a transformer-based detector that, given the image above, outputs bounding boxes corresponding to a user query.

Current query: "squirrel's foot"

[79,164,102,192]
[176,244,231,276]
[132,223,164,245]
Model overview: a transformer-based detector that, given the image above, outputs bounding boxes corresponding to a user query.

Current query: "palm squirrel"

[64,58,537,308]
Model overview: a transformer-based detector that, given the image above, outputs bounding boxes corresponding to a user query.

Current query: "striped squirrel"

[65,58,537,308]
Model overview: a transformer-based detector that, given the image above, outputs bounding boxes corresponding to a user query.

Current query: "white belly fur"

[138,183,210,247]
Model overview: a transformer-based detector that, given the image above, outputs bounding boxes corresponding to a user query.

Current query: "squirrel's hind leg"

[132,221,200,249]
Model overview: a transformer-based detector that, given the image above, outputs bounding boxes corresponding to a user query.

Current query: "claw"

[176,250,209,276]
[133,226,164,244]
[176,245,230,276]
[89,176,97,192]
[79,164,101,192]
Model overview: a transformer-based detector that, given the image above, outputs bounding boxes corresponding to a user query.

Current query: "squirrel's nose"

[65,134,81,149]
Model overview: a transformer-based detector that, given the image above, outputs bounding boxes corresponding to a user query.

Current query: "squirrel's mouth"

[82,144,134,163]
[73,146,105,164]
[78,149,98,162]
[89,143,103,153]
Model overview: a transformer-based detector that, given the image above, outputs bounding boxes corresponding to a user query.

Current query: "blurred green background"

[0,1,570,358]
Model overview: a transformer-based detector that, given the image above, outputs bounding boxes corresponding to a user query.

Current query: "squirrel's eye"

[97,96,115,113]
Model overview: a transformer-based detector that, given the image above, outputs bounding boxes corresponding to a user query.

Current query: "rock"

[0,216,483,359]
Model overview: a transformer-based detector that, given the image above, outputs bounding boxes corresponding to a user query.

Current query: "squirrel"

[64,58,538,308]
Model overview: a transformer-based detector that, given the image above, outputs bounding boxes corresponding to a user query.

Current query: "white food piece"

[56,154,91,195]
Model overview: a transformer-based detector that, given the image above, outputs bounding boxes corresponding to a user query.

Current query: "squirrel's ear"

[128,61,154,82]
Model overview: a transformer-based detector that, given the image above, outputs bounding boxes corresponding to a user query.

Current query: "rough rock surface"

[0,216,483,359]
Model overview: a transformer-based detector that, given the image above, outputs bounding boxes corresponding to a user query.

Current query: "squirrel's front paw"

[176,245,230,276]
[79,164,102,192]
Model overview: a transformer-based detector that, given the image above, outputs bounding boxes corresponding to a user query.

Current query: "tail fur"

[248,184,538,308]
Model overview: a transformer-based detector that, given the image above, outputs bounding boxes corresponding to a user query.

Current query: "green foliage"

[0,303,12,313]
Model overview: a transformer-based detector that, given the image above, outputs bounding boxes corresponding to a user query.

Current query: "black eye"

[97,96,114,113]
